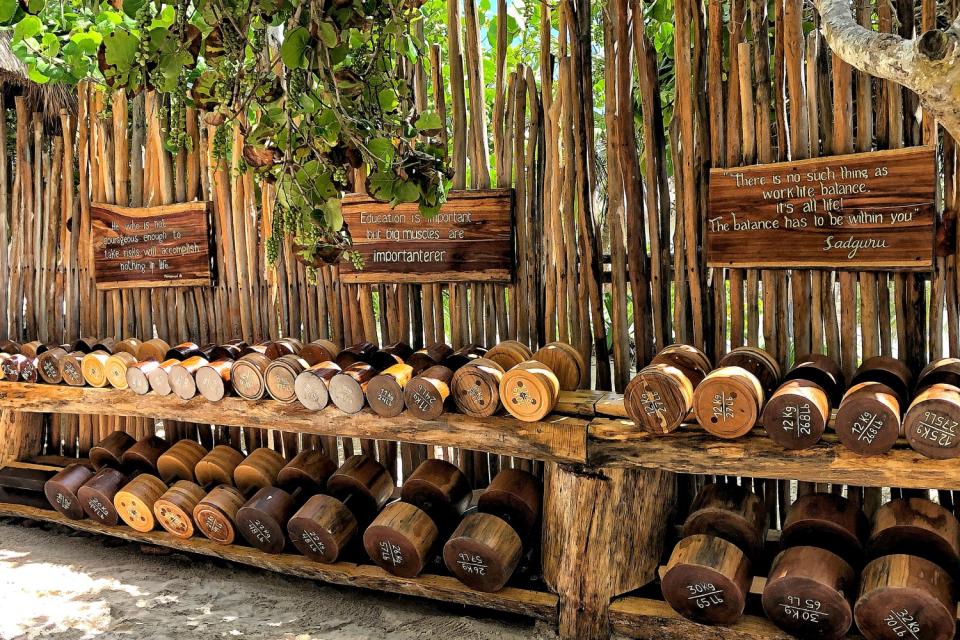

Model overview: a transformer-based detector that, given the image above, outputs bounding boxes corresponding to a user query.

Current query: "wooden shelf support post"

[0,410,43,467]
[543,463,676,639]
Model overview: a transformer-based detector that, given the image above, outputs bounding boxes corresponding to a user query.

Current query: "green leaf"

[13,15,42,41]
[377,88,398,112]
[40,32,59,56]
[103,29,139,68]
[27,65,49,83]
[0,0,18,22]
[317,20,338,48]
[368,171,398,202]
[69,31,102,55]
[367,137,394,166]
[280,26,311,69]
[414,111,442,135]
[25,0,42,13]
[394,180,420,204]
[322,198,343,231]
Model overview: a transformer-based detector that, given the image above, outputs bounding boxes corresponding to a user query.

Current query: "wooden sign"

[707,146,936,270]
[339,189,513,283]
[91,202,214,290]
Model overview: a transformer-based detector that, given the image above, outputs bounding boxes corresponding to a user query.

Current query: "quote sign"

[91,201,214,290]
[339,189,514,283]
[707,146,936,270]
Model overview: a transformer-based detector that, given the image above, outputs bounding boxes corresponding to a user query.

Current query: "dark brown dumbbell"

[59,351,87,386]
[855,554,956,640]
[762,546,856,640]
[851,356,914,409]
[276,450,337,495]
[154,480,206,538]
[206,340,247,362]
[364,459,472,578]
[294,361,342,411]
[44,463,94,519]
[781,492,869,566]
[366,363,416,417]
[329,362,379,414]
[444,468,542,592]
[718,346,780,396]
[441,344,488,371]
[261,338,301,360]
[156,439,208,483]
[762,379,832,449]
[867,498,960,576]
[903,383,960,459]
[195,445,245,486]
[70,337,99,353]
[233,447,286,496]
[333,342,378,369]
[89,431,136,469]
[404,365,454,420]
[194,484,247,544]
[298,339,340,366]
[783,353,845,407]
[405,343,454,373]
[114,473,167,532]
[288,455,394,564]
[835,381,902,456]
[918,358,960,393]
[682,482,768,561]
[624,363,695,435]
[77,467,128,525]
[661,534,752,625]
[3,353,37,382]
[652,343,713,388]
[121,435,171,474]
[195,359,234,402]
[165,342,204,361]
[36,347,70,383]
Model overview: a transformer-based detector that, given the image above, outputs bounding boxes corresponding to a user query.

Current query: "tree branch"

[814,0,919,86]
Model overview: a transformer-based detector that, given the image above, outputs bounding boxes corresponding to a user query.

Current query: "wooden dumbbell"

[165,341,204,360]
[125,359,158,395]
[693,366,765,439]
[661,534,752,625]
[531,341,586,391]
[206,339,247,362]
[652,344,713,388]
[366,363,416,417]
[851,356,914,409]
[624,363,695,434]
[154,480,206,538]
[156,439,208,483]
[59,351,87,386]
[451,359,506,418]
[682,482,768,561]
[264,338,303,360]
[783,353,845,406]
[121,435,171,473]
[44,463,94,519]
[77,467,128,525]
[441,344,487,371]
[70,337,99,353]
[718,346,780,397]
[114,473,167,532]
[298,339,340,366]
[0,339,20,354]
[762,546,856,640]
[499,360,561,422]
[403,365,454,420]
[903,383,960,459]
[137,338,171,362]
[19,341,42,358]
[484,340,533,371]
[195,358,235,402]
[168,356,209,400]
[89,431,137,469]
[265,354,310,403]
[80,350,112,387]
[114,338,142,356]
[365,342,415,371]
[36,346,70,384]
[444,468,542,592]
[288,454,394,563]
[867,498,960,576]
[835,381,902,456]
[762,379,832,449]
[364,459,472,578]
[235,453,336,553]
[104,351,138,389]
[294,361,342,410]
[333,342,378,369]
[146,358,181,396]
[3,353,37,382]
[855,554,956,640]
[405,343,453,373]
[918,358,960,393]
[195,445,245,486]
[230,353,273,401]
[194,484,247,544]
[233,447,286,496]
[781,492,869,566]
[329,362,379,414]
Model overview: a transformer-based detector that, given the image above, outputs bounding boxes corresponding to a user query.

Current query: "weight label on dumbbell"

[781,403,811,437]
[853,411,884,444]
[55,493,72,511]
[63,362,81,384]
[779,596,826,623]
[641,390,664,416]
[411,384,435,413]
[378,540,404,567]
[86,497,109,520]
[456,552,488,576]
[884,608,921,639]
[247,519,272,543]
[466,385,485,406]
[41,360,57,379]
[377,388,396,407]
[2,362,17,378]
[300,530,326,555]
[686,582,724,609]
[712,393,735,422]
[916,411,958,448]
[201,512,227,540]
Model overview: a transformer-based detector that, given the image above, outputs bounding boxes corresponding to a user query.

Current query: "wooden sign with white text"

[339,189,514,283]
[707,147,936,270]
[91,201,214,289]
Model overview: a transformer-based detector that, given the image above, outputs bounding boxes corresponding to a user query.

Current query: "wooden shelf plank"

[588,419,960,490]
[0,502,558,621]
[0,383,588,464]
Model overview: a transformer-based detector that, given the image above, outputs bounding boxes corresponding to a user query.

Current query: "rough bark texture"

[815,0,960,139]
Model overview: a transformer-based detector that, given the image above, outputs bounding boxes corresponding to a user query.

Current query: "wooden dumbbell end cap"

[231,355,270,401]
[653,344,713,388]
[693,366,764,439]
[762,547,855,640]
[781,492,868,564]
[327,455,394,527]
[114,474,166,532]
[146,359,178,396]
[852,356,914,407]
[499,361,560,423]
[443,513,523,592]
[77,467,127,525]
[234,447,286,495]
[277,449,337,495]
[835,382,902,456]
[855,555,956,640]
[168,363,201,400]
[403,367,453,421]
[363,501,439,578]
[121,435,171,473]
[44,464,94,519]
[195,363,230,402]
[661,535,752,626]
[903,384,960,459]
[195,445,244,487]
[400,459,472,524]
[625,364,694,434]
[105,353,137,389]
[193,484,245,544]
[328,372,368,414]
[125,361,154,395]
[294,362,341,410]
[762,380,831,450]
[236,487,295,554]
[154,481,205,538]
[477,469,542,542]
[89,431,137,469]
[451,364,502,418]
[288,494,358,563]
[156,439,208,483]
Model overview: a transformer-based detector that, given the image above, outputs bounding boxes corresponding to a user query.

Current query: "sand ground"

[0,518,567,640]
